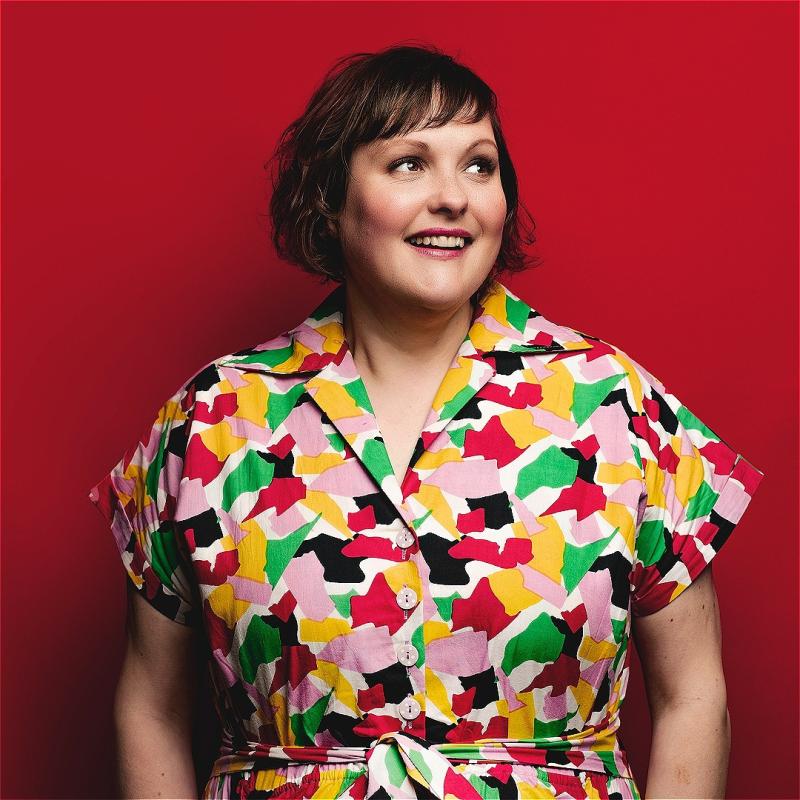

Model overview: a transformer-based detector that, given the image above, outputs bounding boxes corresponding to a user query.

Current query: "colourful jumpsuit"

[88,279,764,799]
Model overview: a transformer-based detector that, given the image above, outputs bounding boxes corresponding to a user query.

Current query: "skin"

[114,585,200,799]
[116,105,731,800]
[632,565,731,798]
[333,108,732,796]
[332,110,506,482]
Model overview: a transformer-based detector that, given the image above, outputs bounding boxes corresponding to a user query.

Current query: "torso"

[360,369,444,485]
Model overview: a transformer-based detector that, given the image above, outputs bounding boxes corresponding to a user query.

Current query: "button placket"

[393,526,422,731]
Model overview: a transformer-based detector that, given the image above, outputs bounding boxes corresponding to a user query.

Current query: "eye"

[466,157,498,175]
[390,157,423,173]
[388,155,498,175]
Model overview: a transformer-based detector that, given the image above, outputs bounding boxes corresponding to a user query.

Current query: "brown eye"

[391,158,422,173]
[466,157,498,175]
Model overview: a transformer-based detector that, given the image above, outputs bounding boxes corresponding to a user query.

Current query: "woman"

[89,44,764,800]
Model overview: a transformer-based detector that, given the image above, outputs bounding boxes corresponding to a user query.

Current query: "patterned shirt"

[88,278,764,799]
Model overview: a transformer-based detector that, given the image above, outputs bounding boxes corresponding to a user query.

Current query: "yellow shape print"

[229,374,270,426]
[430,356,473,412]
[499,408,552,449]
[305,378,363,421]
[529,518,566,584]
[488,568,541,615]
[200,420,248,461]
[295,452,346,475]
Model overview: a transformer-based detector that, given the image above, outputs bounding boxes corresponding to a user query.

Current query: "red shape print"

[205,604,234,656]
[451,685,476,717]
[543,477,607,521]
[353,713,403,739]
[445,718,485,743]
[481,715,507,739]
[527,653,581,696]
[195,391,238,424]
[269,591,297,623]
[357,684,386,712]
[696,520,720,547]
[579,339,616,363]
[672,533,704,574]
[350,573,407,634]
[449,536,532,568]
[195,549,240,586]
[247,476,307,518]
[463,416,524,467]
[531,332,554,347]
[420,430,439,450]
[348,505,376,532]
[632,415,662,463]
[451,577,515,640]
[284,644,318,689]
[401,468,422,499]
[343,535,406,561]
[656,442,680,474]
[269,433,296,461]
[456,508,486,534]
[185,434,224,484]
[700,440,736,475]
[442,768,483,799]
[488,763,513,784]
[643,396,661,424]
[573,434,600,460]
[562,604,588,633]
[480,382,542,409]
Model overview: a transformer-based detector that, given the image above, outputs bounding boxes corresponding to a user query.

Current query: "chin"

[397,272,485,310]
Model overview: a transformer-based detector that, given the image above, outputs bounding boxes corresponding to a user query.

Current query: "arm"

[114,582,201,799]
[631,565,731,799]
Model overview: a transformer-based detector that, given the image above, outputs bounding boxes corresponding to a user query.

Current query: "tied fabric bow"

[360,731,481,799]
[212,725,633,798]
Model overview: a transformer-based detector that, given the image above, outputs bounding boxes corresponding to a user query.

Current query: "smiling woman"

[268,44,540,305]
[88,43,765,800]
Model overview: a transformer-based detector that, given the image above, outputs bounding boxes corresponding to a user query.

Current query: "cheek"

[481,187,507,236]
[346,182,412,238]
[471,183,507,239]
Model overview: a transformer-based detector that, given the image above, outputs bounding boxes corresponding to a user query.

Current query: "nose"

[427,171,469,217]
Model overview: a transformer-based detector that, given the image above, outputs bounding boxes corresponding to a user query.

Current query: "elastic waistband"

[210,731,635,785]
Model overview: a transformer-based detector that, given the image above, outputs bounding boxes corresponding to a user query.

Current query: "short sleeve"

[88,373,202,626]
[626,357,765,618]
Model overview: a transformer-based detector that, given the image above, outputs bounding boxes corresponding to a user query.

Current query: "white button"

[395,530,416,549]
[398,696,421,720]
[396,587,418,610]
[397,643,418,666]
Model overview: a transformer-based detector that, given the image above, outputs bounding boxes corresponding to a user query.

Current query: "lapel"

[218,280,596,527]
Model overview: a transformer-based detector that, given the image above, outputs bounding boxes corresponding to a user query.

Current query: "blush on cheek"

[359,191,411,239]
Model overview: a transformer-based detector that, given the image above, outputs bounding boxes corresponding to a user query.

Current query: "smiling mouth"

[405,234,473,250]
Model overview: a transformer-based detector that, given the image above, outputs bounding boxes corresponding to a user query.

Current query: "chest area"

[180,359,642,636]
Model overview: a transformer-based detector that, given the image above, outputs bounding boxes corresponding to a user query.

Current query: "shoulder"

[532,309,665,415]
[175,328,296,396]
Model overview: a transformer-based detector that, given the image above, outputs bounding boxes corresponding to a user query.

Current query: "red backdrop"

[2,2,797,798]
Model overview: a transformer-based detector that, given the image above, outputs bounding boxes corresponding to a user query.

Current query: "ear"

[325,217,339,239]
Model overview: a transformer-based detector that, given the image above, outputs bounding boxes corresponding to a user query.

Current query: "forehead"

[366,115,497,155]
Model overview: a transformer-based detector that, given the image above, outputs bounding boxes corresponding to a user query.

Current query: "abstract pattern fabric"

[88,279,764,800]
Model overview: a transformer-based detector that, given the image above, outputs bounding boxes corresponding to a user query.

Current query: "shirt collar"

[218,278,595,375]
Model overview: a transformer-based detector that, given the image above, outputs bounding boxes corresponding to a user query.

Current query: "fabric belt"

[210,728,634,799]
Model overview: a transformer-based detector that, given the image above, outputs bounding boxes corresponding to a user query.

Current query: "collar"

[218,279,595,375]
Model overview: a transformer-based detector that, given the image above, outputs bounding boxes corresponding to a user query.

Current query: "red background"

[2,2,797,798]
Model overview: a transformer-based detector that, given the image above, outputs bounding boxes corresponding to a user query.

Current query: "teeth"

[408,235,468,248]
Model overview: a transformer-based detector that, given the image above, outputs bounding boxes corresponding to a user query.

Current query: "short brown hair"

[268,43,542,294]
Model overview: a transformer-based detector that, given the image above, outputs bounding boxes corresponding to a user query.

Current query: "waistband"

[210,729,634,799]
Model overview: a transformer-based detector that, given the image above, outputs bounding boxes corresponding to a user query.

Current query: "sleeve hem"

[88,470,195,627]
[630,452,765,618]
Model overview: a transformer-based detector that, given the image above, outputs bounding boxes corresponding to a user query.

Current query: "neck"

[342,280,477,381]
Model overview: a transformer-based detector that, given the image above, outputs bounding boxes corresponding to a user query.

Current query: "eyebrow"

[377,137,498,154]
